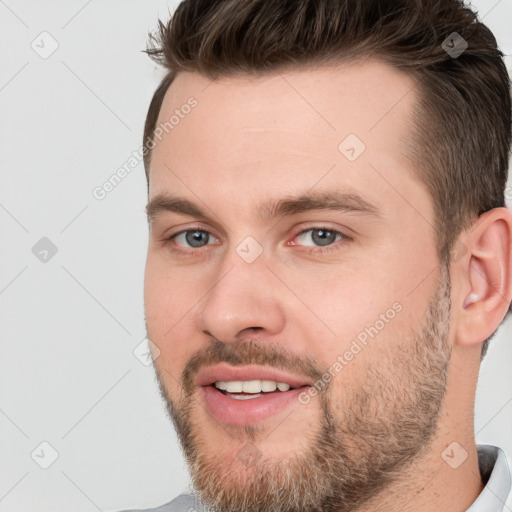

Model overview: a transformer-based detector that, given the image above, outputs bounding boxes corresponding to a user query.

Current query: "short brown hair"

[143,0,512,356]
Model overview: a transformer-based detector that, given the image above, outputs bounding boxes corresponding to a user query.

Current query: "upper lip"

[196,363,313,388]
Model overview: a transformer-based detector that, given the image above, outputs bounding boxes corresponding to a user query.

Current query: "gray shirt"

[121,444,511,512]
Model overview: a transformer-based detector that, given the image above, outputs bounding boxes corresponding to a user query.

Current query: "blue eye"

[295,228,345,247]
[172,229,218,248]
[164,226,348,255]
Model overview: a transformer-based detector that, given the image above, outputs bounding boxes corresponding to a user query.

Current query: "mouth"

[196,364,313,426]
[212,379,298,398]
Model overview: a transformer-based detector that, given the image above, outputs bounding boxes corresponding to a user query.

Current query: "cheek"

[276,259,426,376]
[144,252,201,330]
[144,257,203,378]
[277,262,400,338]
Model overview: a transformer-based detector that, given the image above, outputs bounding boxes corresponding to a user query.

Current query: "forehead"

[149,60,431,226]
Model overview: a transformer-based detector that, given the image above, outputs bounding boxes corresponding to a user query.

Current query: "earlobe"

[455,208,512,347]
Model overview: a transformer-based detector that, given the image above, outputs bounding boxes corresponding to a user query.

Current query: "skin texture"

[144,60,512,511]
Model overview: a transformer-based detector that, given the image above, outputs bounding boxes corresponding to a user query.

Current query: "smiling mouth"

[196,363,314,425]
[211,379,300,400]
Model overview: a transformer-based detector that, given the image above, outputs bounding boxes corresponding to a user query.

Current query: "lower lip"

[200,385,309,426]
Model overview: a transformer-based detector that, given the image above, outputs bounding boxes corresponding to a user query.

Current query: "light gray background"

[0,1,511,511]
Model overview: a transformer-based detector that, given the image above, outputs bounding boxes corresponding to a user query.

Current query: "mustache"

[181,338,325,395]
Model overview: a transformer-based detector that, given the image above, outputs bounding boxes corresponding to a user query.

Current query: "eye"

[163,226,348,254]
[293,227,347,248]
[170,229,219,249]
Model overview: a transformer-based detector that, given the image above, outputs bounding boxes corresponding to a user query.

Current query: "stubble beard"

[152,264,452,512]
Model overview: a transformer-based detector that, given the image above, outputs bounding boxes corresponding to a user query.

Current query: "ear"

[454,207,512,347]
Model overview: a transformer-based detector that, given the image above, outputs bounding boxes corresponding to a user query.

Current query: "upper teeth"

[215,380,291,393]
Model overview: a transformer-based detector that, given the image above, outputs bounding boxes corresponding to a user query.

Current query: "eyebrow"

[146,190,382,223]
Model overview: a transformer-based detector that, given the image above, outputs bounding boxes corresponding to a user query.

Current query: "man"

[125,0,512,510]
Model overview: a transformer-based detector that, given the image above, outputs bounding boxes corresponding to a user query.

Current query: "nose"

[197,255,286,343]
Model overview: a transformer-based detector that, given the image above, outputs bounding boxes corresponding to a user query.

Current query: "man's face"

[144,61,453,512]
